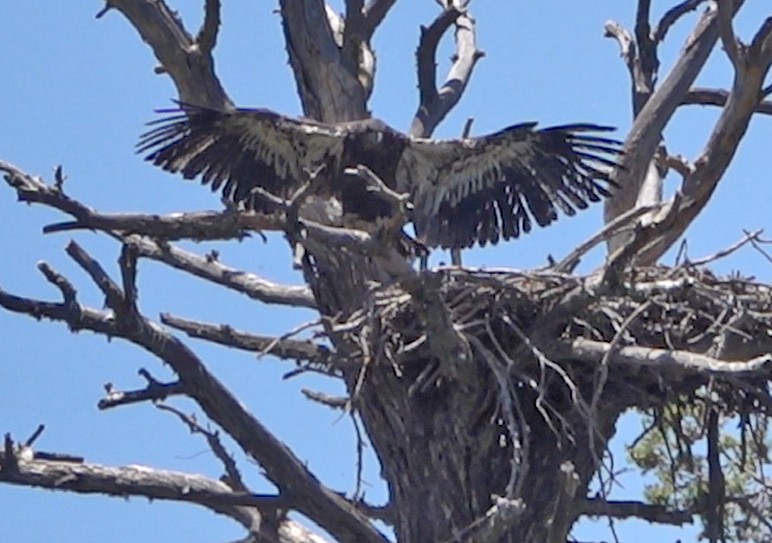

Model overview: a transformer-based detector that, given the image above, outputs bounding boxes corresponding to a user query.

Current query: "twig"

[687,229,764,266]
[344,165,410,209]
[66,241,126,310]
[155,403,247,492]
[469,334,525,497]
[351,412,366,500]
[449,117,475,267]
[36,262,77,306]
[23,425,46,448]
[553,204,662,273]
[745,230,772,265]
[255,320,325,361]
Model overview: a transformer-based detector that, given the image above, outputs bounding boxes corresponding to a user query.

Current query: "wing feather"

[402,122,622,249]
[137,103,345,211]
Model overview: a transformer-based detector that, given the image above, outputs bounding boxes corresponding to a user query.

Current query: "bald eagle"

[137,104,621,250]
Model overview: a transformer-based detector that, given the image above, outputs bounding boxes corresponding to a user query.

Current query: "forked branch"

[409,1,484,137]
[635,13,772,264]
[0,247,387,543]
[102,0,230,108]
[603,2,731,253]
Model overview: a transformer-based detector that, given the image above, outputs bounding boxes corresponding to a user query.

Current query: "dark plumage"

[137,103,622,250]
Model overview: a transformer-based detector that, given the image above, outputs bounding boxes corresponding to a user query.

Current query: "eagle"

[137,103,621,250]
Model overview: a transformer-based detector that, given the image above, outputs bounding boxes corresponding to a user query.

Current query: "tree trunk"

[279,4,622,541]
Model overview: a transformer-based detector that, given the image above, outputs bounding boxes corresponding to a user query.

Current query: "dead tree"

[1,1,772,542]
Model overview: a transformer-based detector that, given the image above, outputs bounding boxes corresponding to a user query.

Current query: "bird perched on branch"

[137,103,622,250]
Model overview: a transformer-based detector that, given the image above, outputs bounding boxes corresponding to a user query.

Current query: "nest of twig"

[339,265,772,418]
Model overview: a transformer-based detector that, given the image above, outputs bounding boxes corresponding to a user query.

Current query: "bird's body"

[138,103,622,250]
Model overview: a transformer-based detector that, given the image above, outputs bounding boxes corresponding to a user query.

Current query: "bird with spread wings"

[137,103,622,250]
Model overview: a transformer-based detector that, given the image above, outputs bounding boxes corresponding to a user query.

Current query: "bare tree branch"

[336,0,378,102]
[749,16,772,65]
[604,3,731,253]
[0,441,335,543]
[0,156,404,308]
[604,22,641,109]
[160,313,338,367]
[196,0,221,55]
[653,0,710,44]
[362,0,399,39]
[66,241,127,310]
[105,0,230,108]
[0,159,274,242]
[686,229,765,266]
[0,255,387,543]
[717,0,742,70]
[557,338,772,375]
[684,87,772,115]
[302,389,349,409]
[414,8,459,114]
[633,0,658,111]
[5,158,392,294]
[125,235,317,309]
[636,15,772,263]
[154,402,247,491]
[0,452,267,509]
[582,498,694,526]
[98,374,186,410]
[409,3,484,137]
[553,204,663,274]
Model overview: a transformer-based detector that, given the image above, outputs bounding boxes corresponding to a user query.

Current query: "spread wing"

[137,103,346,210]
[401,123,622,249]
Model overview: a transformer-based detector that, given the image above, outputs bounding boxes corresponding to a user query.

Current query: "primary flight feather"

[138,103,622,249]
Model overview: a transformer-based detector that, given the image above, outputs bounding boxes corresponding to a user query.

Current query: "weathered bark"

[356,358,623,542]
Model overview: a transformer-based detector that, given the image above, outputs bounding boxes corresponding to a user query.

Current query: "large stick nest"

[338,265,772,415]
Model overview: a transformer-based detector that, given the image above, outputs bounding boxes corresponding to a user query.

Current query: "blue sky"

[1,2,770,542]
